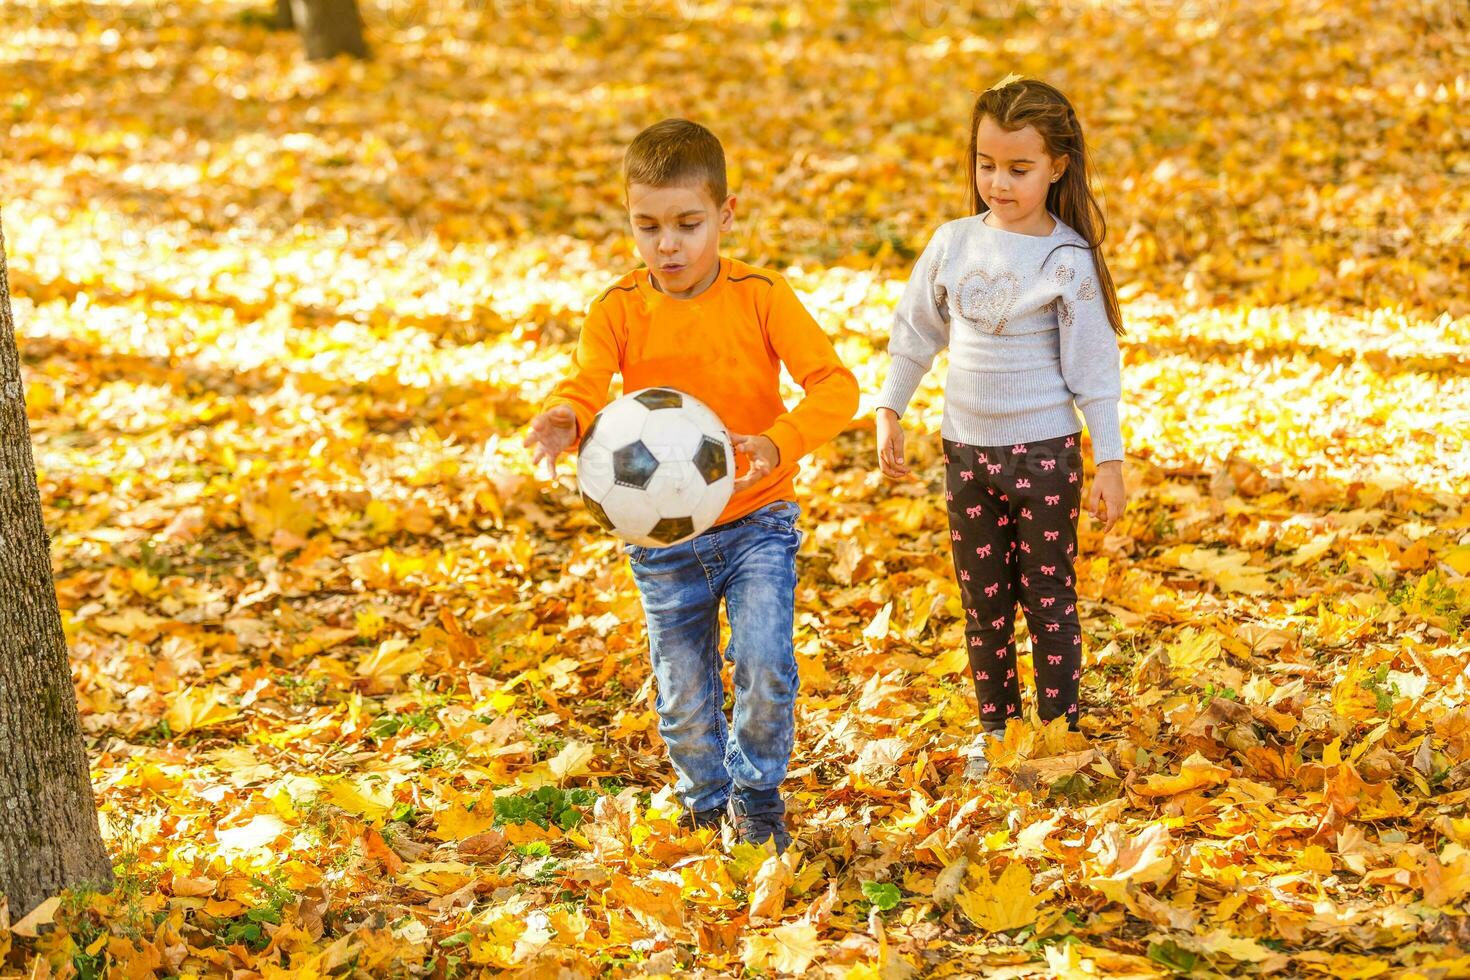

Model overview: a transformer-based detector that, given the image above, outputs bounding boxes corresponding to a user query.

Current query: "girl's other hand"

[876,407,913,480]
[1088,460,1128,533]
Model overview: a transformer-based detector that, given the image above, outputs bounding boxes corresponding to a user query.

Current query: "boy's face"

[627,181,735,300]
[973,116,1065,223]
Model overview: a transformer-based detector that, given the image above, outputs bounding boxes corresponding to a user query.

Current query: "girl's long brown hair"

[967,77,1125,336]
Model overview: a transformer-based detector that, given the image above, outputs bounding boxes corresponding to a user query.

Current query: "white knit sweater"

[875,211,1124,464]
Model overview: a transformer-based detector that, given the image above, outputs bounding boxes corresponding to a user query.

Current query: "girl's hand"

[876,407,912,480]
[525,404,579,480]
[731,433,780,491]
[1087,460,1128,533]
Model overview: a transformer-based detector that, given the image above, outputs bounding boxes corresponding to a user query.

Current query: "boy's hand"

[1087,460,1128,533]
[731,433,780,491]
[876,407,913,480]
[525,404,579,480]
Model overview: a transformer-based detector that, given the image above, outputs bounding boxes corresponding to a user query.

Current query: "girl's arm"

[1056,248,1127,530]
[875,224,953,419]
[1056,248,1123,466]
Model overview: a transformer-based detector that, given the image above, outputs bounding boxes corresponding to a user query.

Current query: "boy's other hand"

[525,404,579,480]
[1087,460,1128,533]
[876,407,913,480]
[730,433,780,491]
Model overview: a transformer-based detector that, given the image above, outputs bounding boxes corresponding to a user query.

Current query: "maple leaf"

[955,861,1043,933]
[1133,752,1231,798]
[742,921,824,974]
[164,684,240,734]
[748,851,798,923]
[1085,823,1177,907]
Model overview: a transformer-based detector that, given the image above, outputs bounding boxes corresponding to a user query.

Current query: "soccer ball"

[576,388,736,548]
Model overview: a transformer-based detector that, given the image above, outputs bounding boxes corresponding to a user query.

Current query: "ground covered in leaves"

[2,0,1470,976]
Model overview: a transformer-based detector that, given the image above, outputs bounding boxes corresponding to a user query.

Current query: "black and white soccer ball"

[576,388,736,548]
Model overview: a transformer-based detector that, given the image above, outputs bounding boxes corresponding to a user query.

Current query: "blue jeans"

[624,499,803,815]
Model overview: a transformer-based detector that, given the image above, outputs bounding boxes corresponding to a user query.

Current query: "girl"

[874,75,1128,778]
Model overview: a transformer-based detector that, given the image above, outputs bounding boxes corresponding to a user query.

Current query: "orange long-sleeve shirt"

[544,257,860,526]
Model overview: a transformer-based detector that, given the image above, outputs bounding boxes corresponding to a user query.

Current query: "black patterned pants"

[943,432,1084,730]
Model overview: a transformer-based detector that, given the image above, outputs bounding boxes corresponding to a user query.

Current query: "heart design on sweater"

[955,269,1022,334]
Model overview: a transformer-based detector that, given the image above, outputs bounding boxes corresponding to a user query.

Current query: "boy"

[524,119,859,852]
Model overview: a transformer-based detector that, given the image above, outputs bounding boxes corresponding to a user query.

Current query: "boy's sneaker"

[728,796,791,853]
[963,728,1006,781]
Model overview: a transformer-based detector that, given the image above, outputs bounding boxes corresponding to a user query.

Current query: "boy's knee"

[657,703,718,741]
[737,662,798,708]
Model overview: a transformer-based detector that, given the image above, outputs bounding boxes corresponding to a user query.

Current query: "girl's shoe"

[963,729,1005,781]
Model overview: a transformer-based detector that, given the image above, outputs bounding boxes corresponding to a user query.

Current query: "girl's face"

[973,116,1066,224]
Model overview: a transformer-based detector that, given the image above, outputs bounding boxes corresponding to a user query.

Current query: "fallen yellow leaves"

[4,0,1469,976]
[1174,546,1272,594]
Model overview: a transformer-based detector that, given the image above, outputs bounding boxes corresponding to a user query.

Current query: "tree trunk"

[273,0,294,31]
[0,213,113,921]
[292,0,369,60]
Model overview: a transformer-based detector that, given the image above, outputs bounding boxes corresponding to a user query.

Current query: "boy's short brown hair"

[623,118,728,205]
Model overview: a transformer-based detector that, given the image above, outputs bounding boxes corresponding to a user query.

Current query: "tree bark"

[0,213,113,921]
[292,0,369,60]
[273,0,294,31]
